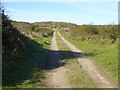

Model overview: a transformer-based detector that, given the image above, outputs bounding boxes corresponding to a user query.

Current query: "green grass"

[59,30,118,83]
[16,36,51,88]
[56,32,96,88]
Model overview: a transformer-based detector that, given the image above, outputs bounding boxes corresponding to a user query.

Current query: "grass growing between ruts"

[59,30,118,83]
[56,32,96,88]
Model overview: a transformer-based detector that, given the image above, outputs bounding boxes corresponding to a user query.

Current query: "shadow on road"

[46,50,83,70]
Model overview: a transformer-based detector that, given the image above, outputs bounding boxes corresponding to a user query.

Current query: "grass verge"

[59,30,118,83]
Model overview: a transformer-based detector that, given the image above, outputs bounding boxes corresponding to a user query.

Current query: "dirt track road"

[45,32,69,88]
[45,30,118,88]
[57,31,118,88]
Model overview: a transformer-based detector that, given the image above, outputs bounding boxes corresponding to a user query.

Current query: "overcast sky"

[3,1,118,25]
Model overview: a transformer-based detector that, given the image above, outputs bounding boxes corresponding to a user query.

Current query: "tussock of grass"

[65,59,95,88]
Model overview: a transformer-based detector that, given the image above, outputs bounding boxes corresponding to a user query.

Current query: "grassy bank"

[16,36,51,88]
[58,30,118,83]
[3,35,51,88]
[56,32,96,88]
[2,12,52,88]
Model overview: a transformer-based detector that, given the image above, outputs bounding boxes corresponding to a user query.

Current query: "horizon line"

[12,20,118,25]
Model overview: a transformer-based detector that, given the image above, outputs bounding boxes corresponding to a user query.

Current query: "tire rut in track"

[45,32,69,88]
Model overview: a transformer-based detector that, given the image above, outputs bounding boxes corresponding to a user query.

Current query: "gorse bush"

[2,8,26,65]
[2,7,29,85]
[12,21,54,38]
